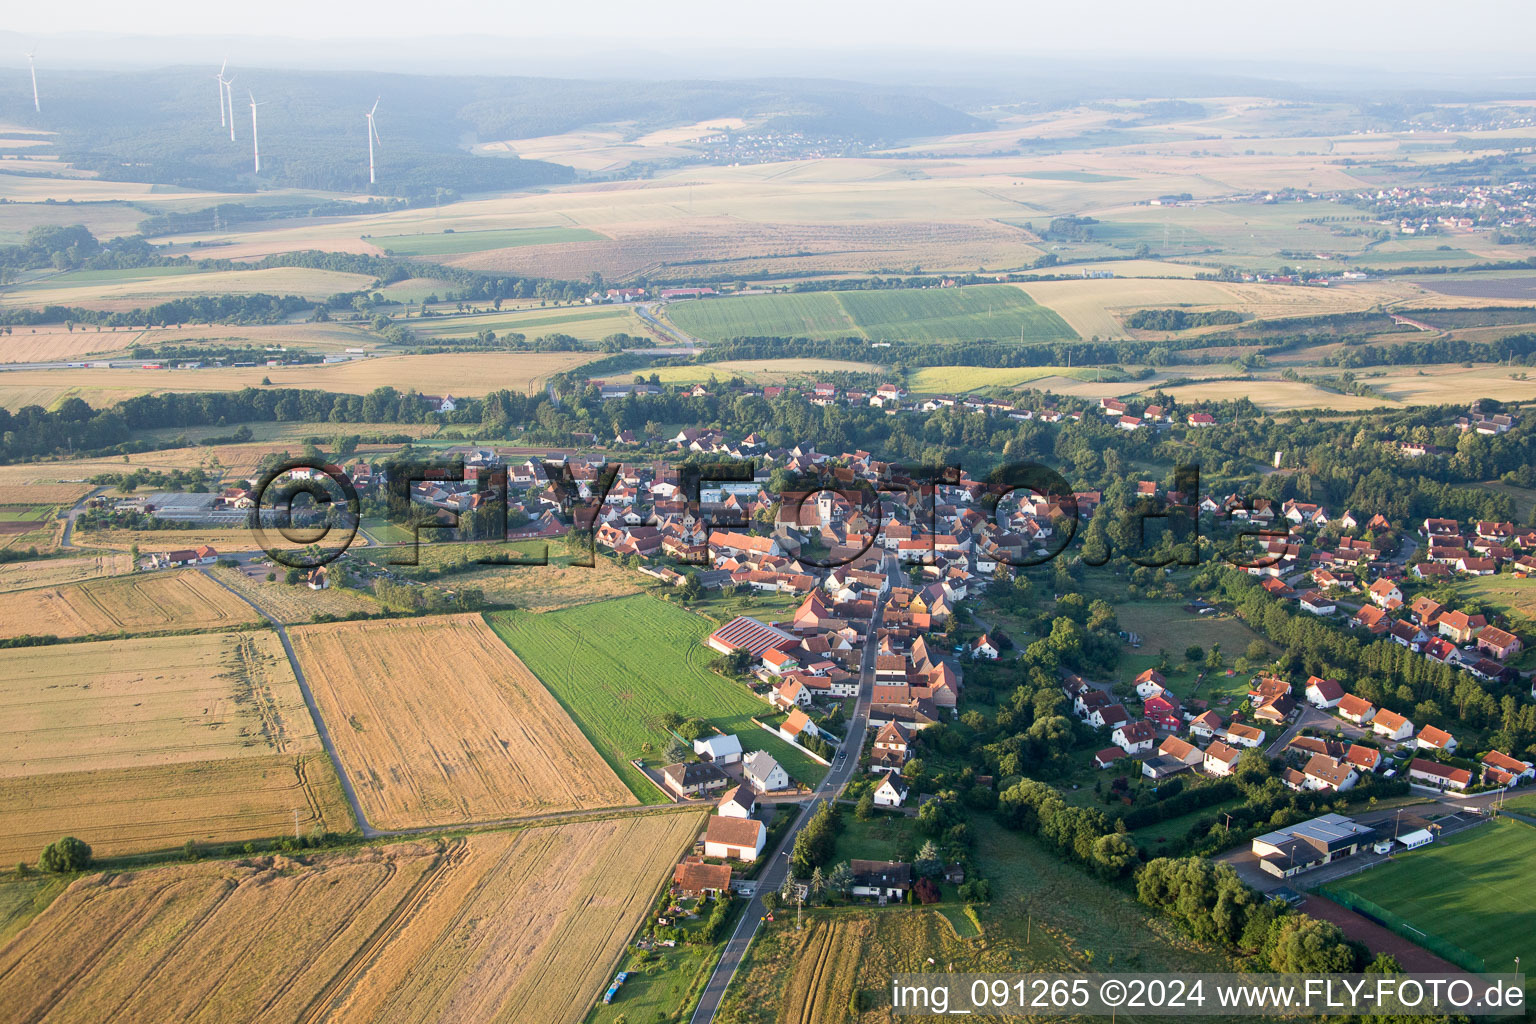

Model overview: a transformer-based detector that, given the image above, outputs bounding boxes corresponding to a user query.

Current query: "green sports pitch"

[1327,819,1536,973]
[666,283,1078,344]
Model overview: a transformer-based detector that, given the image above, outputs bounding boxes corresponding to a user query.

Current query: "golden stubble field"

[0,569,261,640]
[0,268,375,311]
[0,631,312,776]
[0,553,134,593]
[0,349,602,411]
[0,814,702,1024]
[288,615,637,828]
[0,631,351,863]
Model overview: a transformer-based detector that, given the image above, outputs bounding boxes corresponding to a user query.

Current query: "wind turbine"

[215,60,228,128]
[248,91,264,174]
[25,48,39,113]
[365,98,380,185]
[223,76,237,141]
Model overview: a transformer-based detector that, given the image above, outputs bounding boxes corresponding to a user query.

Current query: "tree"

[1268,915,1356,973]
[808,866,827,904]
[679,573,702,601]
[1089,832,1139,879]
[856,790,876,820]
[914,840,943,878]
[1185,645,1204,663]
[39,836,92,873]
[825,861,853,897]
[913,878,941,904]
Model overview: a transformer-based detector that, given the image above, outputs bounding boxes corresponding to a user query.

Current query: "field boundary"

[481,610,665,805]
[198,566,373,836]
[1316,884,1486,972]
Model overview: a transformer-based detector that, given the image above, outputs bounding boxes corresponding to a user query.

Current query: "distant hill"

[0,70,982,199]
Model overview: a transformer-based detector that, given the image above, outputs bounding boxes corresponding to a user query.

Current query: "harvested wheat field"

[776,917,874,1024]
[0,813,702,1024]
[0,631,350,862]
[0,569,261,639]
[0,482,95,506]
[289,615,637,828]
[0,553,133,593]
[0,631,313,776]
[0,753,349,865]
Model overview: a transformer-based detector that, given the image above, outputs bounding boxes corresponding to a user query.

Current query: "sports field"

[667,284,1077,344]
[1328,820,1536,974]
[0,814,702,1024]
[486,595,827,800]
[0,569,262,639]
[290,615,637,829]
[0,631,350,862]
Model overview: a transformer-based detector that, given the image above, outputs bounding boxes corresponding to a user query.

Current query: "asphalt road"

[689,551,900,1024]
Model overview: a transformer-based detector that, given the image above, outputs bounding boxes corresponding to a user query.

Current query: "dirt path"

[198,565,378,838]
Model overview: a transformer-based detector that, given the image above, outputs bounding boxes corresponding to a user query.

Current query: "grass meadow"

[668,284,1077,344]
[485,595,826,801]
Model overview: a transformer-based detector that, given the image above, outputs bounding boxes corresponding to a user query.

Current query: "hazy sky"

[8,0,1536,69]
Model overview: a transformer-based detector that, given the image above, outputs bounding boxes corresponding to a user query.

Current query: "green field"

[485,595,826,801]
[1113,602,1270,702]
[373,226,604,257]
[668,284,1077,344]
[1449,574,1536,623]
[410,303,642,342]
[41,266,205,284]
[1328,819,1536,973]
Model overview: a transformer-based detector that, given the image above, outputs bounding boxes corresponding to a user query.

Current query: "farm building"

[674,857,733,898]
[704,816,766,862]
[705,616,798,657]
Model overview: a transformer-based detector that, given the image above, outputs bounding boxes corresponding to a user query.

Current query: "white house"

[716,784,756,819]
[693,733,744,765]
[971,634,1001,660]
[850,859,912,900]
[1415,725,1457,754]
[1304,676,1344,709]
[1112,720,1156,755]
[1371,709,1414,742]
[704,815,766,861]
[1204,740,1241,776]
[873,774,910,807]
[742,750,790,792]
